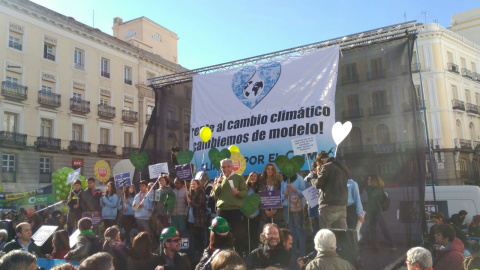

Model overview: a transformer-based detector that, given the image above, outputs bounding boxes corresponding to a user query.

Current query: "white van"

[424,185,480,227]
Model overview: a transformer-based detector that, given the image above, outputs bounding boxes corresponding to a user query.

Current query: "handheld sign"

[82,212,102,227]
[302,186,319,208]
[291,136,318,156]
[148,162,169,179]
[32,225,58,246]
[259,190,282,209]
[175,164,193,181]
[69,229,80,248]
[114,172,131,188]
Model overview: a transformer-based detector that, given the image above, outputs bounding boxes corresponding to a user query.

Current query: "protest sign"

[291,135,318,156]
[259,190,282,209]
[148,162,169,179]
[82,212,102,227]
[114,172,131,188]
[175,164,193,181]
[69,229,80,248]
[32,225,57,246]
[302,186,319,208]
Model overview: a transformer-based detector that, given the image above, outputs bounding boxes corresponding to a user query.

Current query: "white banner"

[191,46,339,177]
[66,168,81,185]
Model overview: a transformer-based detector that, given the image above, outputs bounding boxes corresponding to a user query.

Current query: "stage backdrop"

[191,46,340,177]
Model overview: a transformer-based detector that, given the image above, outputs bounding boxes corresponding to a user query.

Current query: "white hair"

[407,247,432,269]
[220,158,233,167]
[314,229,336,252]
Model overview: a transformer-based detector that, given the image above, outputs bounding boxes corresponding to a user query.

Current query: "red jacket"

[433,237,464,270]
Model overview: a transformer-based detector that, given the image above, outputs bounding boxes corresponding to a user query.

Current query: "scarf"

[79,230,96,236]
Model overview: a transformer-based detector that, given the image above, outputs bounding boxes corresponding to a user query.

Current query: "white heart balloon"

[332,121,352,145]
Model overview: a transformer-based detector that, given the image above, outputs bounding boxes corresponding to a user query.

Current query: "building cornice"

[119,16,179,40]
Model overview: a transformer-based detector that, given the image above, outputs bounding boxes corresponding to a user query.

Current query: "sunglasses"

[167,238,181,243]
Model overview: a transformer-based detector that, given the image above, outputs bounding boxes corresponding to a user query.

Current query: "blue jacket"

[100,194,118,220]
[122,195,135,216]
[281,174,306,207]
[347,179,364,217]
[134,191,153,220]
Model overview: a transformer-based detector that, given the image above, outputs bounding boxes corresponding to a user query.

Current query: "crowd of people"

[1,149,479,269]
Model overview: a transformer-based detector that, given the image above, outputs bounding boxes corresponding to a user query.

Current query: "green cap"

[208,217,230,235]
[160,227,180,241]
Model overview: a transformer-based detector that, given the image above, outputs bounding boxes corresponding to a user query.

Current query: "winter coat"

[133,191,153,220]
[122,194,135,216]
[157,251,191,270]
[190,189,208,227]
[1,237,42,256]
[67,189,83,219]
[66,232,101,262]
[172,188,188,216]
[81,188,103,212]
[245,245,291,270]
[101,193,119,220]
[127,254,163,270]
[365,186,382,212]
[312,157,349,206]
[305,250,355,270]
[433,237,465,270]
[213,173,247,210]
[154,186,176,216]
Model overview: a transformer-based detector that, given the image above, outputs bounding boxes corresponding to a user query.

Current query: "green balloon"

[59,175,66,181]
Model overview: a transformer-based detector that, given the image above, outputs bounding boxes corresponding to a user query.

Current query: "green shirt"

[213,173,247,210]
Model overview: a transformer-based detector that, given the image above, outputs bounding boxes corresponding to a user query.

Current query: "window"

[476,93,480,106]
[447,51,454,63]
[147,104,154,115]
[377,162,392,175]
[350,127,362,146]
[345,63,358,81]
[41,118,53,137]
[74,48,84,70]
[461,58,467,69]
[376,124,390,144]
[472,62,477,73]
[100,128,109,144]
[72,124,83,141]
[8,23,23,51]
[5,76,18,88]
[126,30,136,38]
[370,58,384,78]
[100,98,109,106]
[452,85,459,99]
[124,132,132,147]
[459,159,467,171]
[372,91,387,108]
[42,85,52,93]
[73,92,82,100]
[2,154,15,172]
[44,43,55,61]
[347,95,359,111]
[124,66,132,85]
[40,157,50,173]
[101,58,110,78]
[3,112,18,132]
[152,33,161,41]
[9,36,21,51]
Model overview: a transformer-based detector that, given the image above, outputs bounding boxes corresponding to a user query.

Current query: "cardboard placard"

[175,164,193,181]
[32,225,58,246]
[302,186,319,208]
[114,172,131,188]
[148,162,169,179]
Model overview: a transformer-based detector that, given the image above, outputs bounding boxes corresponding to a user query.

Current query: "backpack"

[380,191,390,211]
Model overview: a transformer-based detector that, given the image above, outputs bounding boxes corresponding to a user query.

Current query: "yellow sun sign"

[230,151,246,175]
[94,160,111,183]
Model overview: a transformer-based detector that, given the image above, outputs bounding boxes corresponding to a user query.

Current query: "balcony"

[473,72,480,82]
[466,103,479,114]
[8,41,22,51]
[0,131,27,148]
[124,79,132,85]
[167,119,179,130]
[457,138,472,149]
[341,74,359,84]
[461,68,473,79]
[373,143,395,153]
[452,99,465,111]
[403,102,426,112]
[184,123,190,133]
[101,71,110,78]
[411,63,421,73]
[146,114,151,124]
[1,81,28,100]
[35,136,61,151]
[0,171,16,183]
[369,105,390,116]
[447,62,459,74]
[38,90,61,107]
[44,53,55,61]
[342,109,363,120]
[98,144,117,156]
[122,146,138,158]
[39,172,51,184]
[122,110,138,122]
[98,104,116,118]
[367,69,386,80]
[74,63,85,71]
[68,140,91,153]
[70,98,90,113]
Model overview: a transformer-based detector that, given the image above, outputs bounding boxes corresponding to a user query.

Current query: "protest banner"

[259,190,282,209]
[114,172,131,188]
[148,162,169,179]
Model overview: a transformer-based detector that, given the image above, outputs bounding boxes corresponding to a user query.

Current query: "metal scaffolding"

[149,20,421,89]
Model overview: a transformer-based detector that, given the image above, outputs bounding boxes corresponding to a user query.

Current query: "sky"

[30,0,479,70]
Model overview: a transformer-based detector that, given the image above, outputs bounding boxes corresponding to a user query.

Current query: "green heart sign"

[241,193,261,217]
[275,155,305,178]
[208,148,231,170]
[130,151,149,170]
[177,151,194,165]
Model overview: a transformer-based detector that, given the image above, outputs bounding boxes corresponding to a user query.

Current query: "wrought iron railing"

[0,131,27,147]
[367,69,386,80]
[69,140,91,153]
[44,53,55,61]
[35,136,61,150]
[167,119,179,130]
[124,79,132,85]
[342,109,363,119]
[122,147,138,157]
[98,144,117,155]
[39,172,52,183]
[101,71,110,78]
[70,98,90,113]
[466,103,479,114]
[74,63,85,70]
[452,99,465,111]
[369,105,390,116]
[461,68,473,79]
[1,81,28,100]
[447,62,459,73]
[38,90,61,107]
[98,104,116,118]
[122,110,138,122]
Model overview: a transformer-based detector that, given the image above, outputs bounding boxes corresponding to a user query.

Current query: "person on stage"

[67,179,84,234]
[133,180,153,234]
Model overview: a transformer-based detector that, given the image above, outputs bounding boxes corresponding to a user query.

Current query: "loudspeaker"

[329,229,359,268]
